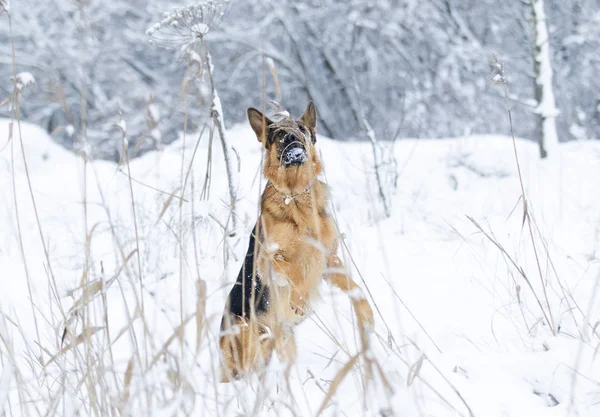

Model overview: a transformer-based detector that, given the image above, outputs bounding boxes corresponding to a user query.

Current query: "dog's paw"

[291,303,312,324]
[290,293,311,317]
[291,304,304,316]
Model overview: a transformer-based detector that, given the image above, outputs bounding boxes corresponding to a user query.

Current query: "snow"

[115,119,127,133]
[151,127,162,142]
[14,72,35,92]
[1,119,600,416]
[348,287,366,301]
[0,349,13,410]
[148,103,160,122]
[266,241,280,254]
[191,23,209,35]
[283,146,307,165]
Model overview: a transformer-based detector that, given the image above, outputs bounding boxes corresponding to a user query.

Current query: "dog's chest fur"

[258,180,336,320]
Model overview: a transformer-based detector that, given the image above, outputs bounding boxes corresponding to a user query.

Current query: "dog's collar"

[269,180,315,205]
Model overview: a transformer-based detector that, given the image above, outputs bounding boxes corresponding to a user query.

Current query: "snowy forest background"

[1,0,599,160]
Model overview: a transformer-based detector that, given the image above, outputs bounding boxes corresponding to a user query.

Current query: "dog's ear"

[299,101,317,131]
[247,108,273,143]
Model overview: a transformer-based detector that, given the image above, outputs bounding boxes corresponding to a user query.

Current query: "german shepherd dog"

[219,102,374,381]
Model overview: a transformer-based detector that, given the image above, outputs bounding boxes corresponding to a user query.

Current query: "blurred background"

[1,0,599,160]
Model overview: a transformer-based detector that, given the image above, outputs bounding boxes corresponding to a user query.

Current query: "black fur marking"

[223,223,270,321]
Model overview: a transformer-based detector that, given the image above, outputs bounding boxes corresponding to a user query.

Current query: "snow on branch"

[0,0,9,15]
[13,72,35,92]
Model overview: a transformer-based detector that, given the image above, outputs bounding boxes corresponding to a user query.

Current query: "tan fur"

[220,103,374,381]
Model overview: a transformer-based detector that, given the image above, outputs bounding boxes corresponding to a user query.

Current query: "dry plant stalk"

[488,55,556,335]
[467,216,554,334]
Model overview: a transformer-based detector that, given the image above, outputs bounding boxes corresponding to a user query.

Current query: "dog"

[219,102,374,382]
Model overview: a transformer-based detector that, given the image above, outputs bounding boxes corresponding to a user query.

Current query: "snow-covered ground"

[1,118,599,416]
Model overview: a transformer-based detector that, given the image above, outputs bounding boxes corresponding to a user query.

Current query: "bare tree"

[530,0,560,158]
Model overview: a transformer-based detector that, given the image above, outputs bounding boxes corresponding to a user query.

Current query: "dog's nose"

[283,146,307,166]
[281,133,308,166]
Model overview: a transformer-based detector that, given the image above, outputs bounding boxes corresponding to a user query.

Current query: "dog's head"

[247,102,322,190]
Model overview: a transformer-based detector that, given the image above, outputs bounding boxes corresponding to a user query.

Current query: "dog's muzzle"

[283,146,307,166]
[281,135,308,166]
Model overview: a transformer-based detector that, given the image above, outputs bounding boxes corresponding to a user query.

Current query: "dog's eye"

[298,125,313,143]
[283,133,298,142]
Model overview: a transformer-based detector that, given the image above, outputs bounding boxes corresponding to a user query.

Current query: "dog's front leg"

[325,254,374,329]
[262,251,303,367]
[268,251,308,315]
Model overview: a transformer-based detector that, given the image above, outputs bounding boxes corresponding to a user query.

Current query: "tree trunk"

[531,0,559,159]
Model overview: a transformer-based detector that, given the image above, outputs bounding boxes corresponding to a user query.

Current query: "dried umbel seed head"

[146,0,232,49]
